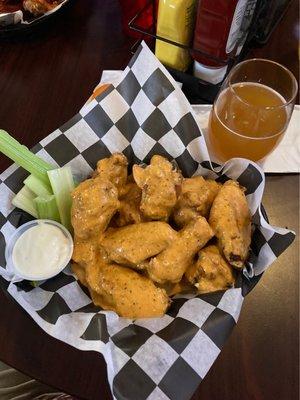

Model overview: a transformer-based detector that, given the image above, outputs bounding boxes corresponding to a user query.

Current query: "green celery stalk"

[24,174,52,197]
[12,186,38,218]
[34,195,60,222]
[47,166,75,231]
[0,130,54,186]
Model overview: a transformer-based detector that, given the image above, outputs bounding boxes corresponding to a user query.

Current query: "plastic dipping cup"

[5,219,73,281]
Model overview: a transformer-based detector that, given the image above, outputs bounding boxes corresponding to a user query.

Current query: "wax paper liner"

[0,42,295,400]
[0,0,68,27]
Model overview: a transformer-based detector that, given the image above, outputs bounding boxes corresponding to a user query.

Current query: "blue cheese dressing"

[12,221,71,279]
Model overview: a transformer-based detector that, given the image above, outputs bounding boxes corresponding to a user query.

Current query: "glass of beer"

[208,59,298,162]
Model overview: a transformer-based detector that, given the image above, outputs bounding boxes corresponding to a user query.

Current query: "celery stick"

[47,166,75,231]
[24,174,52,197]
[0,130,54,185]
[34,195,60,222]
[12,186,38,218]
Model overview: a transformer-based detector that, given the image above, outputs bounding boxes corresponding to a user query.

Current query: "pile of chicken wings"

[71,154,251,319]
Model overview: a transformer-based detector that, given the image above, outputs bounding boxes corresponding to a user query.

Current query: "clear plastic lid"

[5,219,73,281]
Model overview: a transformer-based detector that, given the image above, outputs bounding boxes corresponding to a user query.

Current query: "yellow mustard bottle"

[155,0,197,72]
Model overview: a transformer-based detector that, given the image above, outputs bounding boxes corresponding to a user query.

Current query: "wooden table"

[0,1,299,399]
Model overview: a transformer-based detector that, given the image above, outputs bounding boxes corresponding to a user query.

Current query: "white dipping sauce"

[12,222,70,279]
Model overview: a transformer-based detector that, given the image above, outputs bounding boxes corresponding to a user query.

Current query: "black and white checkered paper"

[0,42,295,400]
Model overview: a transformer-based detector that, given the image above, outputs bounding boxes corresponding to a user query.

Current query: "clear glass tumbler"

[208,58,298,162]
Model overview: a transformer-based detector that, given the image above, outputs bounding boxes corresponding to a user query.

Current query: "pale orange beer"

[208,59,297,162]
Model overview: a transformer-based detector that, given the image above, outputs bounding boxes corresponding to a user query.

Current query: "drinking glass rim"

[227,58,298,109]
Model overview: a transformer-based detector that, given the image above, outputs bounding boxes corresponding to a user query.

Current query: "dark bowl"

[0,0,70,39]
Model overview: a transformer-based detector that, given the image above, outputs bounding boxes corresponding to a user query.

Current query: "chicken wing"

[133,155,182,220]
[173,177,220,227]
[209,180,251,269]
[160,278,195,297]
[147,216,214,284]
[23,0,60,16]
[71,263,87,287]
[95,153,128,194]
[72,235,99,266]
[100,221,177,268]
[71,177,119,239]
[72,235,109,287]
[185,245,235,293]
[115,181,145,227]
[86,262,169,318]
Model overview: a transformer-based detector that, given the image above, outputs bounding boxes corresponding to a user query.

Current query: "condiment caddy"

[124,0,294,103]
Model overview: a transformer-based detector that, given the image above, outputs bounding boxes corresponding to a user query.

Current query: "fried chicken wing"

[70,152,251,318]
[160,278,195,297]
[185,245,235,293]
[71,263,87,287]
[86,262,169,318]
[147,216,214,284]
[115,181,145,227]
[72,235,109,287]
[71,177,119,239]
[95,153,128,194]
[209,180,251,269]
[173,177,220,227]
[23,0,61,15]
[72,236,99,266]
[100,221,177,268]
[133,155,182,220]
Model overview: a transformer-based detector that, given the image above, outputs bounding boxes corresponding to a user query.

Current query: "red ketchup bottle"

[118,0,157,40]
[192,0,257,84]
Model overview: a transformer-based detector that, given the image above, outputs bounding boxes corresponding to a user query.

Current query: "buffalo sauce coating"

[115,180,145,227]
[70,154,249,317]
[71,171,169,318]
[100,221,178,267]
[71,176,119,239]
[86,262,169,318]
[133,155,182,220]
[71,233,169,318]
[173,177,220,227]
[185,245,235,293]
[147,216,214,284]
[95,153,128,194]
[209,180,251,269]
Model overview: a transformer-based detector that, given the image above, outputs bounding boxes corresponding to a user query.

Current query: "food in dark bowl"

[0,0,63,16]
